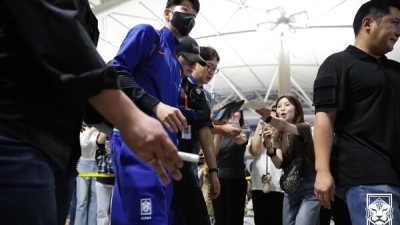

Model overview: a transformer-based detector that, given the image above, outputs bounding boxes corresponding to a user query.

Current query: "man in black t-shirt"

[171,37,221,225]
[313,1,400,224]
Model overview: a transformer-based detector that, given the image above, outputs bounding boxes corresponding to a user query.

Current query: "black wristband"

[266,148,277,157]
[208,168,219,174]
[264,115,272,123]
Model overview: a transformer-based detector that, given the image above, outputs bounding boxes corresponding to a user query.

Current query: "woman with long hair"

[256,94,320,225]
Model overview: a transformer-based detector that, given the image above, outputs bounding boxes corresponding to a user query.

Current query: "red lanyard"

[184,82,189,109]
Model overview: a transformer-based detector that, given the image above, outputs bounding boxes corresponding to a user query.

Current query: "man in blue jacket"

[110,0,200,224]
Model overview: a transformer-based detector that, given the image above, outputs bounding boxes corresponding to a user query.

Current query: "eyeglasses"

[206,63,219,74]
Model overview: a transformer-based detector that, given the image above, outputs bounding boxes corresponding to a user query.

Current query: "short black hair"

[200,46,220,63]
[166,0,200,13]
[353,0,400,37]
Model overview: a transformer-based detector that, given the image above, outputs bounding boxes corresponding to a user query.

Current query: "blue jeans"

[336,184,400,225]
[283,176,320,225]
[75,159,98,225]
[0,132,74,225]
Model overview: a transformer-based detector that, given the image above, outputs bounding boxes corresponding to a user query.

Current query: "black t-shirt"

[217,130,250,179]
[0,1,119,171]
[313,45,400,187]
[281,123,315,177]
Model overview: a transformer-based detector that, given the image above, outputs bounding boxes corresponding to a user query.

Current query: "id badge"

[181,125,192,140]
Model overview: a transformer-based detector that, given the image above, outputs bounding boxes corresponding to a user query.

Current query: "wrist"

[264,115,272,123]
[315,165,331,173]
[151,102,161,114]
[263,140,272,148]
[208,168,219,174]
[266,147,277,157]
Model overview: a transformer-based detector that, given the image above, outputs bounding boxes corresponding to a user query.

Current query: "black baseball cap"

[177,36,206,66]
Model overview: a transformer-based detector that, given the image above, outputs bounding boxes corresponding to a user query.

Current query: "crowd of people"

[1,0,400,225]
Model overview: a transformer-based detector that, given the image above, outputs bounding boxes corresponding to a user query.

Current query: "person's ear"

[164,8,172,21]
[362,16,374,32]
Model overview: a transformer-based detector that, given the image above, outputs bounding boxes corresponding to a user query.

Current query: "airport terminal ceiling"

[90,0,400,127]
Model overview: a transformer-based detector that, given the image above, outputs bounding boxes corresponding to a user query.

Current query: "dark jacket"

[0,0,119,171]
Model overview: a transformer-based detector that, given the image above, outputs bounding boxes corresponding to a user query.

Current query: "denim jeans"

[282,176,320,225]
[0,132,74,225]
[336,184,400,225]
[75,159,98,225]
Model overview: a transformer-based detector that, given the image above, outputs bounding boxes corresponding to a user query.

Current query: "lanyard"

[184,82,189,109]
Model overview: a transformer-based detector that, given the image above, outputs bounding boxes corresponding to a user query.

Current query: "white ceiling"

[90,0,400,126]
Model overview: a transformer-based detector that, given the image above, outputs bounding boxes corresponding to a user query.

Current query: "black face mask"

[170,11,195,36]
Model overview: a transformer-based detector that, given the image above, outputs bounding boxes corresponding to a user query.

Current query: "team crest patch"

[140,198,152,220]
[365,193,393,225]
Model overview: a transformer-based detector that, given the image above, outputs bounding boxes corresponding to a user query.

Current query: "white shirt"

[250,147,283,192]
[79,128,98,160]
